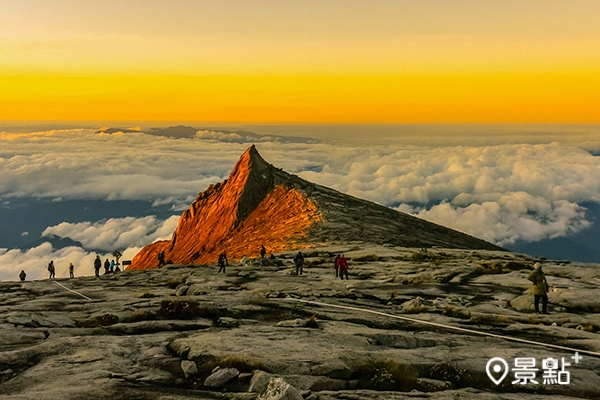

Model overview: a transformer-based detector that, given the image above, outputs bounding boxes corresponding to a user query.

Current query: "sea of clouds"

[1,127,599,280]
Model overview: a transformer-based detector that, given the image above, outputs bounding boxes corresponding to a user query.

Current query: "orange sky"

[1,1,599,123]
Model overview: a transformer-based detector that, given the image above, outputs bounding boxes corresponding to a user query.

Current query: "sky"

[1,1,600,122]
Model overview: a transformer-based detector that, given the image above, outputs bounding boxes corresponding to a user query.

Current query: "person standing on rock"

[47,260,55,279]
[69,263,75,278]
[293,251,305,276]
[218,251,228,273]
[19,270,26,281]
[338,255,349,280]
[334,254,340,278]
[260,245,266,259]
[94,255,102,277]
[157,250,165,267]
[528,262,550,314]
[104,258,110,275]
[110,260,115,273]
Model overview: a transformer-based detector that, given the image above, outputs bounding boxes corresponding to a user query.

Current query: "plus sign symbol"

[571,352,582,364]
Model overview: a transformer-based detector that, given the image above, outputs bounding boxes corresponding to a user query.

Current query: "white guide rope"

[276,297,600,358]
[54,281,93,301]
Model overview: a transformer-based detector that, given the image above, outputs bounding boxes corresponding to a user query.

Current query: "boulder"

[401,297,426,313]
[257,377,303,400]
[276,319,307,328]
[175,284,189,296]
[310,361,352,379]
[204,367,239,388]
[417,377,450,391]
[187,283,206,296]
[181,360,198,378]
[218,317,240,328]
[249,370,273,393]
[510,295,535,312]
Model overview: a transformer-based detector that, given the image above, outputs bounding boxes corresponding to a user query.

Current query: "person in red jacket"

[338,255,349,280]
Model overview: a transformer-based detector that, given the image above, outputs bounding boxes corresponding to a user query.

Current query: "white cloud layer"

[42,215,179,251]
[1,127,600,280]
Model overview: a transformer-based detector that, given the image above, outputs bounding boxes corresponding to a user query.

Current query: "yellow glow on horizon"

[1,71,599,123]
[2,1,600,123]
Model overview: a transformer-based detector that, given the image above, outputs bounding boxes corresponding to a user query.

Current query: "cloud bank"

[42,215,179,251]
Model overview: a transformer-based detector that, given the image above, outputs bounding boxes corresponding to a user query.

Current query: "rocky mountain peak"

[228,144,276,222]
[129,146,321,270]
[129,146,502,270]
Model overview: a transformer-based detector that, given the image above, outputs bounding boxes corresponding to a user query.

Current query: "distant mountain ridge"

[96,125,318,143]
[129,146,503,270]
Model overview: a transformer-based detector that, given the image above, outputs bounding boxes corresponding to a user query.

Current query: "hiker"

[218,251,228,273]
[260,245,266,259]
[69,263,75,278]
[334,254,340,278]
[527,262,549,314]
[94,255,102,277]
[338,254,349,280]
[48,261,55,279]
[110,260,115,273]
[157,250,165,267]
[293,251,305,276]
[19,270,26,282]
[104,258,110,275]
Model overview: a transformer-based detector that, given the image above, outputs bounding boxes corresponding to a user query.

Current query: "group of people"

[93,255,121,277]
[19,260,77,281]
[291,251,350,279]
[46,260,76,279]
[18,254,121,281]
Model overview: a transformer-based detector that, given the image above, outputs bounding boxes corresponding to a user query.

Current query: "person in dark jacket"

[218,252,228,273]
[104,258,110,275]
[260,245,267,259]
[94,256,102,277]
[47,261,55,279]
[334,254,340,278]
[527,262,549,314]
[338,255,349,280]
[157,250,165,267]
[293,251,305,276]
[19,270,26,281]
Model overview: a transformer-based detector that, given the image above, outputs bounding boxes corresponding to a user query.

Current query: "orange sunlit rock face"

[129,146,322,270]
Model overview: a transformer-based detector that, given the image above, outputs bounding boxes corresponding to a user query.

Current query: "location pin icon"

[486,357,509,385]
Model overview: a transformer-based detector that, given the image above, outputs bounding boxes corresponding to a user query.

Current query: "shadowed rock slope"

[130,146,502,270]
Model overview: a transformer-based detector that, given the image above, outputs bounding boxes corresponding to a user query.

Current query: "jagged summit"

[129,146,502,270]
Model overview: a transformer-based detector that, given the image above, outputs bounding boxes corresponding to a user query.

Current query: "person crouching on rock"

[293,251,305,276]
[528,262,550,314]
[19,270,26,281]
[338,255,349,280]
[69,262,75,278]
[218,251,228,273]
[47,260,55,279]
